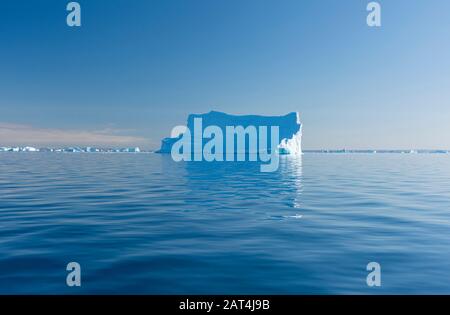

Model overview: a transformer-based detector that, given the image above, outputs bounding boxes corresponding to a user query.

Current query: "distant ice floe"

[267,214,303,221]
[0,146,143,153]
[302,149,449,154]
[284,214,303,219]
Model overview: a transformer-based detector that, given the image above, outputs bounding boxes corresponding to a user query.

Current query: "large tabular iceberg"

[156,111,302,155]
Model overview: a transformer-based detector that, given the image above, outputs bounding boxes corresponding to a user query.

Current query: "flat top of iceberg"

[187,111,300,127]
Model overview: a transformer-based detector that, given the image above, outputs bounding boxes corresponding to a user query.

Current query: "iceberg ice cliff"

[156,111,302,155]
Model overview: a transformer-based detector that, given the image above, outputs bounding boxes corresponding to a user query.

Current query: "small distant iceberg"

[284,214,303,219]
[0,146,144,153]
[156,111,302,155]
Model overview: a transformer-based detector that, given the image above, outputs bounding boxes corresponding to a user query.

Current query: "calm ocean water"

[0,153,449,294]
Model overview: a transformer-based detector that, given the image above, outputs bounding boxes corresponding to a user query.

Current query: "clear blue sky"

[1,0,449,149]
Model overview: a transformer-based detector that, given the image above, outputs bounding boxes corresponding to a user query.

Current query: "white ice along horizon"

[157,111,302,172]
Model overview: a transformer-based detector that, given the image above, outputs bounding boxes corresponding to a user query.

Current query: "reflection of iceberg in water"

[280,155,303,211]
[177,155,303,220]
